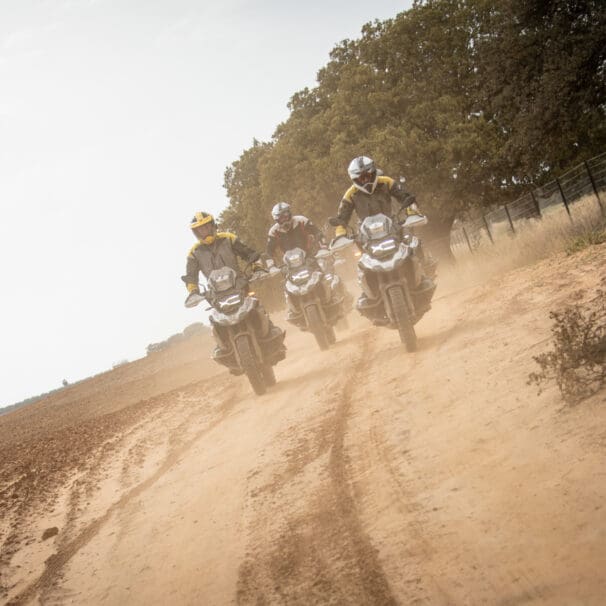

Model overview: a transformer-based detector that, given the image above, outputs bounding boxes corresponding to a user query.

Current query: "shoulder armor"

[292,215,309,227]
[377,175,395,188]
[216,231,237,242]
[343,185,357,203]
[268,223,281,237]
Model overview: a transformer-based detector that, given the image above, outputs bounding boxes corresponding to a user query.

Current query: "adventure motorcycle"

[330,212,436,351]
[186,265,286,395]
[282,247,347,350]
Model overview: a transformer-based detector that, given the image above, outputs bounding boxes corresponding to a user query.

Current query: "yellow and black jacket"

[336,175,417,228]
[181,232,259,293]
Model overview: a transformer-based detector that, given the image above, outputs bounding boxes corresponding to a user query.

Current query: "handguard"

[329,235,355,252]
[184,292,204,308]
[402,214,428,228]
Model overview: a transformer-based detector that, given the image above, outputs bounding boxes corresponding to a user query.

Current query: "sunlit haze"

[0,0,411,406]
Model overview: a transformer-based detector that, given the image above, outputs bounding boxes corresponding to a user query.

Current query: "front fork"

[212,314,264,367]
[359,262,418,321]
[290,277,340,327]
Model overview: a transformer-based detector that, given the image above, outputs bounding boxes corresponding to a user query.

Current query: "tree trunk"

[422,215,456,266]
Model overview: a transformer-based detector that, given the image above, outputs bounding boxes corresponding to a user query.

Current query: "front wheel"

[336,315,349,331]
[235,335,266,395]
[306,305,330,351]
[261,364,276,386]
[388,287,417,352]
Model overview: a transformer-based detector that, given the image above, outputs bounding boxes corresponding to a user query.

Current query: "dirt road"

[1,244,605,605]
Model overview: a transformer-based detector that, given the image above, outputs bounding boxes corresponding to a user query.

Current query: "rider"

[333,156,435,321]
[266,202,351,326]
[182,211,285,363]
[334,156,422,235]
[266,202,326,265]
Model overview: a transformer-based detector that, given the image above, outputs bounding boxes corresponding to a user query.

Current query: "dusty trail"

[1,243,605,605]
[236,331,397,605]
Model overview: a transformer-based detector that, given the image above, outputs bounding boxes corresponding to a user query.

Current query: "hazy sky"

[0,0,411,407]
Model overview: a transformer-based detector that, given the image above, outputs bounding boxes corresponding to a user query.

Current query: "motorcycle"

[186,264,286,395]
[329,212,436,351]
[282,247,348,350]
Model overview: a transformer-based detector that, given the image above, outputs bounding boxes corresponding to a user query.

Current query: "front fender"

[285,271,322,296]
[209,296,258,326]
[359,243,410,273]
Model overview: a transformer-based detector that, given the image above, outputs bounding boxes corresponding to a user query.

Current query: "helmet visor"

[277,210,292,225]
[354,170,375,186]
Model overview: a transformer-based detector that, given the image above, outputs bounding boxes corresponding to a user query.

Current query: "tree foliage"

[220,0,606,249]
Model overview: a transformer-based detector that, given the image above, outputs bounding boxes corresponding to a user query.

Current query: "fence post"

[504,204,516,234]
[530,191,542,218]
[482,214,494,244]
[584,160,605,217]
[462,227,474,254]
[555,177,573,222]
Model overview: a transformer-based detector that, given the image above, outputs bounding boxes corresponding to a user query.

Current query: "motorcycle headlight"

[283,247,306,269]
[217,293,242,311]
[291,269,311,284]
[368,238,398,257]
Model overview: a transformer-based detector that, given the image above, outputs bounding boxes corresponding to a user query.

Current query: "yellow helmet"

[190,211,216,245]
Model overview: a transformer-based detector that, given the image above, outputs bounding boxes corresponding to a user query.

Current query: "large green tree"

[476,0,606,180]
[220,0,606,256]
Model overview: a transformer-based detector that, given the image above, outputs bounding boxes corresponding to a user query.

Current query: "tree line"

[219,0,606,254]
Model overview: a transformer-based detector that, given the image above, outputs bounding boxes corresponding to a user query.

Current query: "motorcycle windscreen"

[283,247,307,269]
[360,214,393,241]
[208,266,237,293]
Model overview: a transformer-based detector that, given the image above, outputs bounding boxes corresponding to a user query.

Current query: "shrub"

[529,291,606,404]
[565,224,606,255]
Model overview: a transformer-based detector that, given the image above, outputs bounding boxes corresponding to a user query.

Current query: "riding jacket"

[336,176,417,227]
[182,232,259,293]
[266,215,325,261]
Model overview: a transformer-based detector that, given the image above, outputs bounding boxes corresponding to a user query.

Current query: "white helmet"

[271,201,293,232]
[348,156,378,194]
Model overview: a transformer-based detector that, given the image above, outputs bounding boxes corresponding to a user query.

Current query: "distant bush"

[183,322,209,337]
[146,341,169,355]
[529,291,606,404]
[146,322,210,355]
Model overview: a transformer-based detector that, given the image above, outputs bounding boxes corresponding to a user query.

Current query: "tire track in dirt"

[326,333,398,606]
[237,332,397,605]
[7,384,239,606]
[363,422,456,604]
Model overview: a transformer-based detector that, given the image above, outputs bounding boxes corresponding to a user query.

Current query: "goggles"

[277,211,292,224]
[355,171,375,185]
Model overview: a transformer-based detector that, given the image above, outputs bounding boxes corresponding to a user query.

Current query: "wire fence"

[449,151,606,256]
